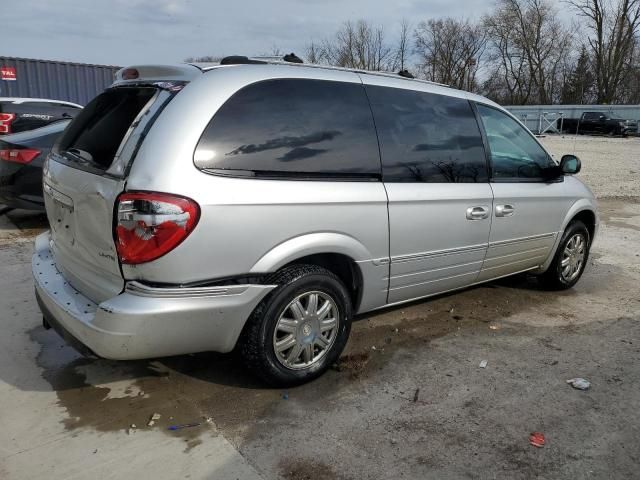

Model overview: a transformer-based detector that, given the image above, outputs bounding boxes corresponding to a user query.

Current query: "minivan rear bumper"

[33,232,275,360]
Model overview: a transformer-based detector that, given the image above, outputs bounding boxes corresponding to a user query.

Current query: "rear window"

[366,85,488,183]
[194,79,380,179]
[57,87,156,171]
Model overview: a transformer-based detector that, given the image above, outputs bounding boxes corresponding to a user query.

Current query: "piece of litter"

[203,416,213,424]
[529,432,545,448]
[282,392,289,400]
[567,378,591,390]
[371,346,377,351]
[489,324,499,330]
[413,388,420,403]
[167,423,201,431]
[479,360,488,368]
[151,413,161,421]
[147,421,155,427]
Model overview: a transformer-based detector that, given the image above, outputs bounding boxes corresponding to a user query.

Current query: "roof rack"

[398,69,414,79]
[220,53,304,66]
[220,56,266,65]
[210,56,449,88]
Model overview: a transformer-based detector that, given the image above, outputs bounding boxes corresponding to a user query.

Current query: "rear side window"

[57,87,156,171]
[194,79,380,179]
[366,85,487,183]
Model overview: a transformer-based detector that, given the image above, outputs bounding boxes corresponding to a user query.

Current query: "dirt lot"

[1,135,639,479]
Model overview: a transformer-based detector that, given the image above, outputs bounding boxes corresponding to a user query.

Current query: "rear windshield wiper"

[64,148,103,170]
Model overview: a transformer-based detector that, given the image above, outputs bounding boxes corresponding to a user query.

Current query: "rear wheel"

[240,264,352,386]
[538,220,590,290]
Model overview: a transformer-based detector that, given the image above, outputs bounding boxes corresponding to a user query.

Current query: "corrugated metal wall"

[0,57,120,105]
[504,104,640,134]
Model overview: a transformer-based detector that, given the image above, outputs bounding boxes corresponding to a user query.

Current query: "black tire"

[239,264,352,386]
[537,220,590,290]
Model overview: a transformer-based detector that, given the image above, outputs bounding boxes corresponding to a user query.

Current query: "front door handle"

[495,204,515,217]
[466,206,489,220]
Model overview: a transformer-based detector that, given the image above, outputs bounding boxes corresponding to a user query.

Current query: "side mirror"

[560,154,581,175]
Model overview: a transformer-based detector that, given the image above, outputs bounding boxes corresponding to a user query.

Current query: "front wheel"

[537,220,590,290]
[240,264,352,386]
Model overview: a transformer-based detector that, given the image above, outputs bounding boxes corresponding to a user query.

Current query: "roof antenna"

[398,69,414,79]
[283,53,304,64]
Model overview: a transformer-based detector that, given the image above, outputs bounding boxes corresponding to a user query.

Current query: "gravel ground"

[1,136,639,479]
[539,134,640,198]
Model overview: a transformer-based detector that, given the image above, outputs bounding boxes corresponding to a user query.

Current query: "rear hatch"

[43,81,184,303]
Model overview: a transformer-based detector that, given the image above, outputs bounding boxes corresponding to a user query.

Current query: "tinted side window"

[365,85,487,183]
[195,79,380,178]
[476,104,554,180]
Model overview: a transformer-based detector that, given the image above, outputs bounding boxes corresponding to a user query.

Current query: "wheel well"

[571,210,596,244]
[282,253,363,310]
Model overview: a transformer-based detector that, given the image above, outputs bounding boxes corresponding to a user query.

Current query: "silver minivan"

[34,57,598,385]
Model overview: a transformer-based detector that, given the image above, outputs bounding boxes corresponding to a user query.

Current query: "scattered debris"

[394,328,399,333]
[479,360,488,369]
[127,424,137,435]
[282,392,289,400]
[567,378,591,390]
[203,416,214,424]
[413,388,420,403]
[371,346,377,351]
[167,423,201,431]
[529,432,545,448]
[489,324,500,330]
[333,352,371,378]
[147,412,161,427]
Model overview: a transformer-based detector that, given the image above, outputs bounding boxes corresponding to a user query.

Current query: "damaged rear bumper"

[33,232,275,360]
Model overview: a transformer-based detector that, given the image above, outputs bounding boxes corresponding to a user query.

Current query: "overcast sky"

[4,0,502,66]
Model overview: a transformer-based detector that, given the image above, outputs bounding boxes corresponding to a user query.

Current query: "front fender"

[249,232,374,273]
[537,198,598,272]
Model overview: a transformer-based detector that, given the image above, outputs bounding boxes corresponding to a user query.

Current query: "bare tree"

[483,0,574,104]
[306,20,394,70]
[414,18,486,90]
[392,19,412,71]
[567,0,640,103]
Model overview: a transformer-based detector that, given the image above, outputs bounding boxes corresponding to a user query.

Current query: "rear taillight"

[0,148,40,164]
[0,113,16,134]
[115,192,200,264]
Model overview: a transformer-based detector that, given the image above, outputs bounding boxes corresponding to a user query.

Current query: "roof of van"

[112,60,500,109]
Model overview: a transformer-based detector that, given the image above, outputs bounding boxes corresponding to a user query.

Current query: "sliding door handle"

[496,204,515,217]
[466,206,490,220]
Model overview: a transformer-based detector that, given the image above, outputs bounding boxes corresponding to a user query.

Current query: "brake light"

[122,68,139,80]
[0,113,16,134]
[0,148,40,164]
[115,192,200,264]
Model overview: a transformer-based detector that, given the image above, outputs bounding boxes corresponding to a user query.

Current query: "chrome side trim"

[488,232,557,248]
[373,266,540,312]
[480,255,548,273]
[389,259,484,281]
[389,270,478,291]
[391,243,487,264]
[484,246,550,262]
[125,281,277,298]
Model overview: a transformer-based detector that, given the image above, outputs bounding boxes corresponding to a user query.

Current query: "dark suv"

[0,98,81,135]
